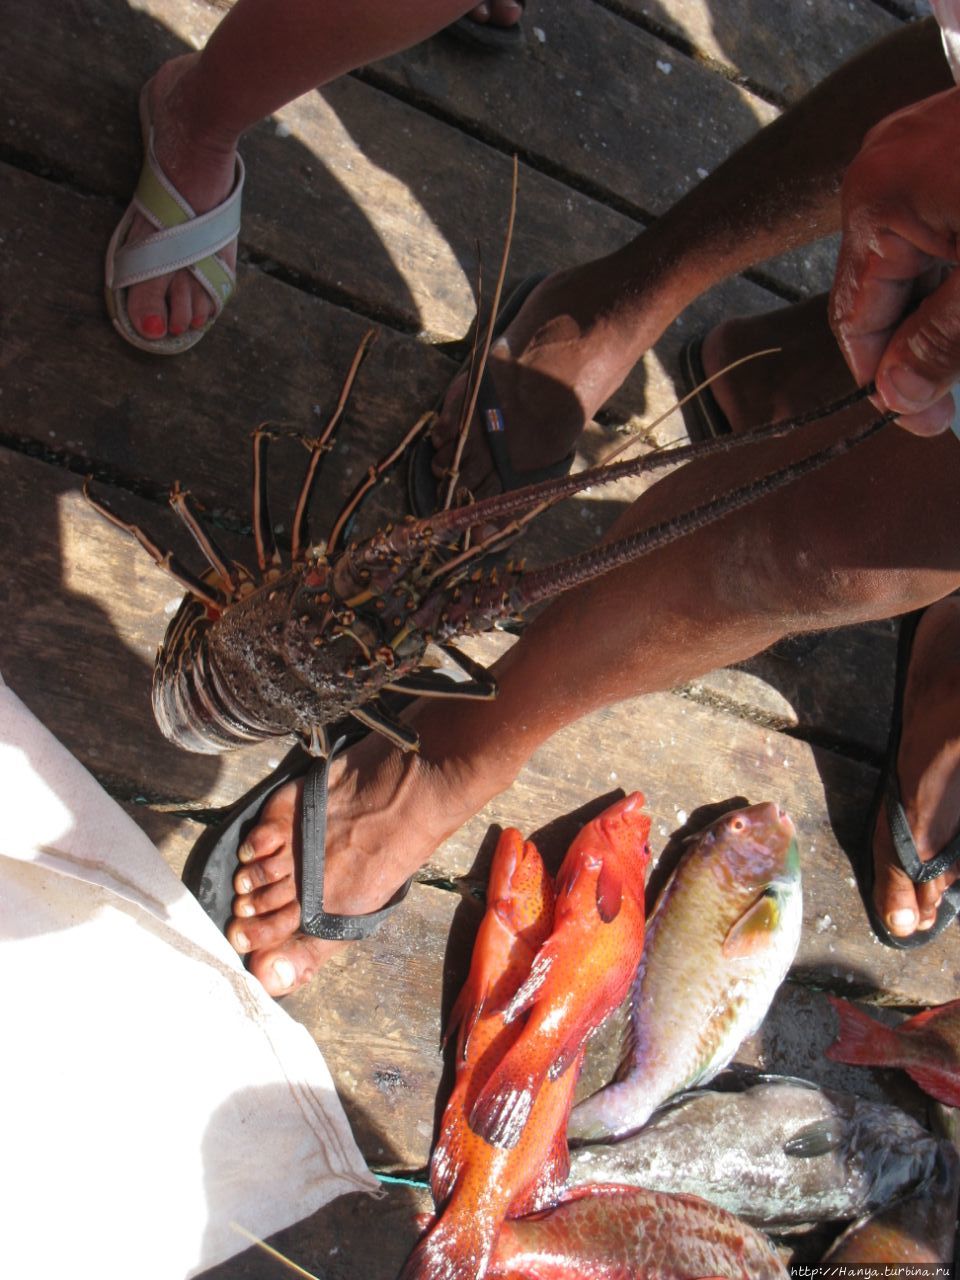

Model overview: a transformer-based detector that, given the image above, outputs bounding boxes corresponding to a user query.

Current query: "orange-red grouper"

[826,994,960,1107]
[486,1183,789,1278]
[468,792,652,1151]
[400,826,576,1280]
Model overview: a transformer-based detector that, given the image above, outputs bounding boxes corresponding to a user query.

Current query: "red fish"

[400,826,582,1280]
[468,792,651,1149]
[487,1184,789,1278]
[826,994,960,1107]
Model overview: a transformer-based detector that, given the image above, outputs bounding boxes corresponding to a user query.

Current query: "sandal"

[407,272,575,517]
[676,335,733,443]
[105,83,244,355]
[446,3,527,51]
[857,608,960,949]
[182,736,412,942]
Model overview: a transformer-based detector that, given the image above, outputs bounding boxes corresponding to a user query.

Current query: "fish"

[568,802,802,1143]
[468,792,652,1150]
[826,994,960,1107]
[486,1183,789,1279]
[567,1075,941,1230]
[399,826,580,1280]
[820,1139,960,1265]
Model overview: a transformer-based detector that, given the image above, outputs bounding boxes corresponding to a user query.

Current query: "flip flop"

[105,83,244,355]
[182,735,412,942]
[407,272,575,518]
[856,608,960,949]
[446,3,527,51]
[676,335,733,442]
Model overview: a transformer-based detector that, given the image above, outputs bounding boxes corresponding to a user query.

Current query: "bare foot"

[428,267,656,501]
[225,722,514,996]
[872,598,960,939]
[120,53,240,343]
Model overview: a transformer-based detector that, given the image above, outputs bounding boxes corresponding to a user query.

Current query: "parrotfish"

[567,1075,940,1230]
[820,1140,960,1265]
[469,792,652,1150]
[486,1183,789,1279]
[400,826,579,1280]
[568,802,801,1143]
[826,994,960,1107]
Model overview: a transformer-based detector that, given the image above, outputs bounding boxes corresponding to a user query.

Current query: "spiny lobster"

[85,334,889,758]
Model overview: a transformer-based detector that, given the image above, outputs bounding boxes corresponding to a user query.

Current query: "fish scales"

[567,1077,941,1230]
[569,802,802,1143]
[487,1184,789,1279]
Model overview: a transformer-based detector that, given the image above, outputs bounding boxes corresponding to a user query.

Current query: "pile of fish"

[399,795,960,1278]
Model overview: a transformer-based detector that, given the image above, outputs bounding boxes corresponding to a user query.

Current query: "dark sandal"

[445,3,526,52]
[676,336,733,443]
[182,735,412,942]
[407,272,574,518]
[857,608,960,949]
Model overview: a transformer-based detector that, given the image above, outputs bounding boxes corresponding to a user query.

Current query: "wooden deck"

[3,0,956,1274]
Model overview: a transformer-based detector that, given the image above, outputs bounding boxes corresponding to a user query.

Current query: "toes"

[237,815,291,865]
[248,935,335,997]
[233,875,297,919]
[234,848,293,895]
[190,279,214,331]
[126,273,170,341]
[167,272,193,338]
[874,859,920,937]
[227,898,301,955]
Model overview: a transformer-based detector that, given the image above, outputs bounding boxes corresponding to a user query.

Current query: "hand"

[830,85,960,435]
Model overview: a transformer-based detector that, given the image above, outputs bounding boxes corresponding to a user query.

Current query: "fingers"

[874,272,960,434]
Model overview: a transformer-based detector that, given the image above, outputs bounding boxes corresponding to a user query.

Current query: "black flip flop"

[182,735,412,942]
[407,272,575,518]
[446,3,527,52]
[676,336,733,443]
[856,608,960,949]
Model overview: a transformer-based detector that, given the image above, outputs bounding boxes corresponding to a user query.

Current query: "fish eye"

[728,815,747,833]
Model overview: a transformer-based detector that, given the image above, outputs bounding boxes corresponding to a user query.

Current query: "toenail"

[141,315,166,338]
[273,959,296,990]
[235,901,255,917]
[887,908,917,933]
[169,323,184,337]
[886,366,936,409]
[191,313,208,330]
[233,930,249,952]
[237,841,255,863]
[237,875,253,894]
[917,917,935,931]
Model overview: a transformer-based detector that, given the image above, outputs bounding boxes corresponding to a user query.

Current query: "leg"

[429,18,952,497]
[231,341,960,992]
[121,0,481,344]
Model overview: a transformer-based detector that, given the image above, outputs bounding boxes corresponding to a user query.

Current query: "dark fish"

[821,1140,959,1265]
[567,1076,940,1231]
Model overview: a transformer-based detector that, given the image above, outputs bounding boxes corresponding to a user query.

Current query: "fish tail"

[398,1203,498,1280]
[566,1077,654,1143]
[825,995,901,1067]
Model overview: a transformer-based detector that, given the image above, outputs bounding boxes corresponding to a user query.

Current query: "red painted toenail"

[191,313,208,331]
[169,323,184,337]
[141,315,166,337]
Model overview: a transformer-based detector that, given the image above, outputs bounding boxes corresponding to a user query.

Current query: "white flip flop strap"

[112,135,244,304]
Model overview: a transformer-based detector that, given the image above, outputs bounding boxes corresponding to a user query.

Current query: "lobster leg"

[352,701,421,752]
[168,482,240,598]
[83,481,230,613]
[383,670,497,700]
[252,427,284,579]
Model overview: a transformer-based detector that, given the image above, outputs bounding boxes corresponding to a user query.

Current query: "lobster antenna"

[421,346,787,583]
[443,154,520,511]
[293,328,377,562]
[514,411,894,610]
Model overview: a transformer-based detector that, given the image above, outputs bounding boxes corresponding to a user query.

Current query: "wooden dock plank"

[609,0,901,103]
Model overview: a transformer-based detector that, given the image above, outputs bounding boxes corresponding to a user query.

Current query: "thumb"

[875,271,960,432]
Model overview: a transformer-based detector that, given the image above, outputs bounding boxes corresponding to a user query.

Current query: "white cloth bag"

[0,677,379,1280]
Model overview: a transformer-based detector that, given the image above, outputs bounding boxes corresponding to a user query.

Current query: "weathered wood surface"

[3,0,955,1276]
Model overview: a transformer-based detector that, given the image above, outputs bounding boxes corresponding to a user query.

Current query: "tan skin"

[200,18,960,992]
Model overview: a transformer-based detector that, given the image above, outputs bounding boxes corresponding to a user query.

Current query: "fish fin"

[502,939,556,1023]
[509,1129,570,1216]
[468,1063,540,1149]
[444,911,514,1057]
[596,853,623,924]
[904,1064,960,1108]
[783,1118,843,1157]
[825,994,901,1066]
[722,889,781,958]
[429,1111,463,1208]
